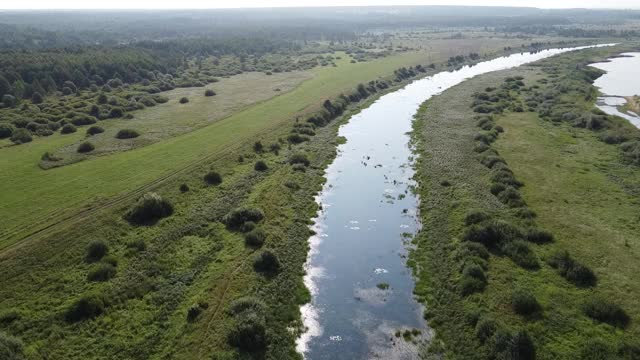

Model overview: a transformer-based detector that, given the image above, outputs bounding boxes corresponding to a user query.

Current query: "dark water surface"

[297,44,613,360]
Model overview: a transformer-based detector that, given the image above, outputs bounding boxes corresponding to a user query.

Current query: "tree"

[31,92,43,104]
[2,94,16,107]
[0,75,11,98]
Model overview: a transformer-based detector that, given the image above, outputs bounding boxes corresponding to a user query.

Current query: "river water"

[297,44,614,360]
[591,53,640,129]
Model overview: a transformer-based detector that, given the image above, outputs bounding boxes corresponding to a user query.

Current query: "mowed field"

[0,37,547,249]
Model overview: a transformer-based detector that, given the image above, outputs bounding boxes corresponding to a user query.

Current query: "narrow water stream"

[297,44,614,360]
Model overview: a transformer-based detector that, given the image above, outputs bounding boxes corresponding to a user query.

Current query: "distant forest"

[1,6,639,103]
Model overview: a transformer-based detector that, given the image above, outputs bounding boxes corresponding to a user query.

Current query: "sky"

[2,0,640,10]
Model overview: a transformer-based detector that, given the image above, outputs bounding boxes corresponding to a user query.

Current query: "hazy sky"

[2,0,640,10]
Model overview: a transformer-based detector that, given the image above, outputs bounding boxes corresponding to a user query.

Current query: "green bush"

[475,318,497,343]
[65,292,106,322]
[186,304,202,322]
[87,263,117,282]
[0,331,24,360]
[223,208,264,229]
[463,220,521,248]
[70,115,97,126]
[502,240,539,269]
[289,153,310,167]
[459,242,490,260]
[240,221,256,233]
[583,298,630,328]
[512,290,541,315]
[126,239,146,252]
[0,123,15,139]
[497,187,526,207]
[204,171,222,185]
[254,160,268,171]
[205,89,216,97]
[253,250,281,274]
[125,192,174,225]
[524,228,554,244]
[86,240,108,262]
[244,228,266,248]
[548,251,597,287]
[115,129,140,139]
[179,183,190,193]
[86,126,104,135]
[461,275,486,296]
[77,141,95,153]
[179,97,189,104]
[287,133,309,144]
[109,107,124,118]
[253,141,263,153]
[464,210,489,225]
[61,124,77,134]
[227,297,266,351]
[9,128,32,144]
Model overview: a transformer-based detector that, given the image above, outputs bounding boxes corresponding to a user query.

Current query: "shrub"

[9,128,32,144]
[86,126,104,135]
[223,208,264,229]
[475,318,497,343]
[244,228,266,248]
[497,187,526,207]
[502,240,539,269]
[205,89,216,97]
[179,183,189,193]
[108,107,124,118]
[253,250,281,274]
[480,155,505,169]
[509,330,536,360]
[463,263,486,282]
[289,153,310,166]
[0,331,24,360]
[548,251,597,287]
[125,192,174,225]
[583,298,630,328]
[228,310,266,351]
[115,129,140,139]
[86,240,108,262]
[459,242,490,260]
[512,290,541,315]
[253,141,264,153]
[61,124,77,134]
[287,133,309,144]
[179,97,189,104]
[490,183,506,195]
[186,304,202,322]
[77,141,95,153]
[474,142,490,153]
[524,228,554,244]
[229,297,266,316]
[70,115,97,126]
[240,221,256,233]
[492,170,523,187]
[463,220,521,248]
[204,171,222,185]
[126,239,146,252]
[254,160,268,171]
[0,123,15,139]
[464,210,489,225]
[65,292,106,322]
[87,263,117,282]
[292,163,306,172]
[461,275,486,296]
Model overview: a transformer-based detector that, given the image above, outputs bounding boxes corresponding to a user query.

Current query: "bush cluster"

[65,292,107,322]
[547,250,597,287]
[77,141,95,153]
[115,129,140,139]
[253,250,281,274]
[125,192,174,225]
[582,297,629,328]
[223,207,264,230]
[204,171,222,185]
[227,297,267,352]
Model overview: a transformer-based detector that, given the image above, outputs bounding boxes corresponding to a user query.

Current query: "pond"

[591,52,640,129]
[297,44,614,360]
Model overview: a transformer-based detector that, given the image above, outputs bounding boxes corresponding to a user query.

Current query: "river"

[591,53,640,129]
[297,44,614,360]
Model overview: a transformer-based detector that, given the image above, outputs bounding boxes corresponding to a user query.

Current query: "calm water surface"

[591,53,640,128]
[297,44,614,360]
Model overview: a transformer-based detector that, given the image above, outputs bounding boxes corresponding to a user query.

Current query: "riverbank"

[410,45,640,358]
